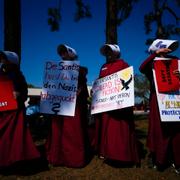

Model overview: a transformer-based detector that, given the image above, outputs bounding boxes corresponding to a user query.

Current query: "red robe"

[94,59,139,163]
[46,66,90,167]
[139,54,180,167]
[0,70,40,167]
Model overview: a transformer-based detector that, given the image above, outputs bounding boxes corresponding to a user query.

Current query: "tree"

[134,74,150,107]
[106,0,139,44]
[144,0,180,45]
[28,84,36,88]
[4,0,21,63]
[106,0,118,44]
[48,0,92,31]
[47,0,139,44]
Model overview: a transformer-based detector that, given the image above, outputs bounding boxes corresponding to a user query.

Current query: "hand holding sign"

[173,69,180,79]
[156,48,172,55]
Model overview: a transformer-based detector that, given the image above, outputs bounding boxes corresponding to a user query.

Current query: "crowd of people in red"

[0,39,180,175]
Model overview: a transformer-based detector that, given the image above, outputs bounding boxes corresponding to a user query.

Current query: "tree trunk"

[4,0,21,63]
[106,0,118,44]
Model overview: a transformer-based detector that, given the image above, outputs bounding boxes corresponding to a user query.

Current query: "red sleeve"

[139,53,156,74]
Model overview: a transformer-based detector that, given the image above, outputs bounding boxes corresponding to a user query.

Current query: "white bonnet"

[0,51,19,65]
[57,44,77,60]
[100,44,120,57]
[148,39,179,53]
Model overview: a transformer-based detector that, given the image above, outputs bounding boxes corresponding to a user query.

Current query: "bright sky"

[0,0,180,87]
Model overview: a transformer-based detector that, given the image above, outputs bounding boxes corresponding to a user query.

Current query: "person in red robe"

[45,44,90,168]
[93,44,140,166]
[0,51,40,168]
[139,39,180,174]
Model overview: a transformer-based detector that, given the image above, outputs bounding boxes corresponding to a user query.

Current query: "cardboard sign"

[153,58,180,122]
[154,58,179,93]
[40,60,79,116]
[91,66,134,114]
[0,77,17,111]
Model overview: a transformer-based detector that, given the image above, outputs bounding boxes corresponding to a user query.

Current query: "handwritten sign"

[40,60,79,116]
[154,58,179,93]
[153,58,180,122]
[0,77,17,111]
[91,66,134,114]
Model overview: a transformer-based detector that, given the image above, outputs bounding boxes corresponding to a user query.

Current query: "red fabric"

[0,76,17,111]
[45,67,90,167]
[94,59,140,163]
[147,92,180,166]
[0,69,40,167]
[0,110,40,167]
[99,59,129,78]
[140,54,180,167]
[154,59,179,93]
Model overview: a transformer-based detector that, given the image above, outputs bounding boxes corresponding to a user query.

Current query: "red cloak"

[0,71,40,167]
[139,54,180,167]
[94,59,140,164]
[45,66,90,167]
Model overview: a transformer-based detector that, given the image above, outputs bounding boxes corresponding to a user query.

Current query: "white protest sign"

[91,66,134,114]
[153,58,180,122]
[40,60,79,116]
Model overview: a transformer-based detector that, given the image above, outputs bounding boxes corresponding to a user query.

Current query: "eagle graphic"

[120,74,133,90]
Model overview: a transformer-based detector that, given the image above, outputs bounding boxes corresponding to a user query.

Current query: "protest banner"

[0,77,17,111]
[153,57,180,122]
[91,66,134,114]
[40,60,79,116]
[154,57,179,93]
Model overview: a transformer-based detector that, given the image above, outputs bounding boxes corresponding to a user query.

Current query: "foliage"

[105,0,139,44]
[144,0,180,45]
[74,0,92,22]
[134,74,150,105]
[117,0,139,25]
[48,0,92,31]
[48,8,61,31]
[28,83,36,88]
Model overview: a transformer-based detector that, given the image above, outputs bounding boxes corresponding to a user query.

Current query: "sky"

[0,0,180,87]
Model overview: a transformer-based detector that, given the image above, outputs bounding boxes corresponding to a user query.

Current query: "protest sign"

[154,58,179,93]
[91,66,134,114]
[153,57,180,122]
[0,77,17,111]
[40,60,79,116]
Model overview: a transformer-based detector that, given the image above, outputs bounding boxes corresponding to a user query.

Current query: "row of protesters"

[139,39,180,174]
[45,40,179,172]
[0,39,180,175]
[0,51,40,170]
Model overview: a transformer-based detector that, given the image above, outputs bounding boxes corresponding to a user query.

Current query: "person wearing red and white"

[0,51,40,168]
[45,44,90,168]
[94,44,140,166]
[139,39,180,174]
